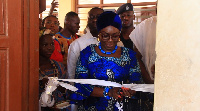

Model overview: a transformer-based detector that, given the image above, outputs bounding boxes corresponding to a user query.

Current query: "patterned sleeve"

[128,50,142,83]
[70,46,94,101]
[54,60,67,79]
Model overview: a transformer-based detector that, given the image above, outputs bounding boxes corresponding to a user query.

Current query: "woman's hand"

[108,87,122,101]
[121,87,136,98]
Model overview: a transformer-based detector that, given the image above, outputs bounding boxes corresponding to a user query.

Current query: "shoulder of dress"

[122,47,136,54]
[55,35,62,40]
[81,44,95,53]
[51,59,64,69]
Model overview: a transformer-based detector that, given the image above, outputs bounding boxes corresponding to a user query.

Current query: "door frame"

[22,0,39,110]
[0,0,39,110]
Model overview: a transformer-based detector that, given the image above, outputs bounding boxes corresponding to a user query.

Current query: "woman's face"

[99,26,120,52]
[44,16,60,35]
[39,35,55,59]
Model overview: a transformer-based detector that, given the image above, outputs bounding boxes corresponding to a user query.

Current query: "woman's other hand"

[121,87,136,98]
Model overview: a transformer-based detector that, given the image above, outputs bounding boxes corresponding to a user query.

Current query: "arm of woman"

[134,47,154,84]
[91,87,121,100]
[120,50,141,98]
[90,87,104,97]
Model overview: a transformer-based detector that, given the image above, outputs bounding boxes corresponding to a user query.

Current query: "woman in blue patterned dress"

[70,11,141,111]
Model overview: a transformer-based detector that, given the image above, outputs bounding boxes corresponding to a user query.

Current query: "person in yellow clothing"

[55,11,80,67]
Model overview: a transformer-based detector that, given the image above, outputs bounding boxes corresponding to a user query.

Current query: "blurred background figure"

[54,11,80,67]
[67,7,104,80]
[117,3,153,84]
[40,15,64,63]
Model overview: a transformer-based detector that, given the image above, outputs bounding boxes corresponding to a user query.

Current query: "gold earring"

[118,38,121,42]
[97,38,100,42]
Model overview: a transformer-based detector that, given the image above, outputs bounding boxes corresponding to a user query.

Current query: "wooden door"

[0,0,39,110]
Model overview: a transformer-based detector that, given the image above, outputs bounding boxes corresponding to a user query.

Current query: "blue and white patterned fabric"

[70,44,141,111]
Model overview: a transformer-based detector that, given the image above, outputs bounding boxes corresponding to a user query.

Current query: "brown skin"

[61,16,80,37]
[39,35,55,67]
[151,64,155,78]
[134,47,154,84]
[120,11,135,28]
[90,26,136,100]
[95,26,121,58]
[120,11,135,40]
[43,16,60,35]
[87,8,104,37]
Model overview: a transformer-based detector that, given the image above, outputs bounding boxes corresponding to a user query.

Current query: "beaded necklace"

[98,42,118,55]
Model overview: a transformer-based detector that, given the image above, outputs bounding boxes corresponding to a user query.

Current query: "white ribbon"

[122,84,154,93]
[58,78,154,93]
[58,79,122,87]
[59,81,78,92]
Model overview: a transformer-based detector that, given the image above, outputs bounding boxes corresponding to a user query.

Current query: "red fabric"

[50,39,63,62]
[74,34,79,39]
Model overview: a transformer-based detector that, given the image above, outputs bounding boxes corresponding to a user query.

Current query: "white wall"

[154,0,200,110]
[58,0,75,28]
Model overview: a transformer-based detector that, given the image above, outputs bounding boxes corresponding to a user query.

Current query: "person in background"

[39,34,69,111]
[70,11,141,111]
[130,10,157,81]
[41,15,63,62]
[67,7,104,80]
[116,3,153,84]
[42,15,60,35]
[48,0,63,32]
[67,8,104,111]
[55,11,80,67]
[117,3,155,111]
[116,3,135,51]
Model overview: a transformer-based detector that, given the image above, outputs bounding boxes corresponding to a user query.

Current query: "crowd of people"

[39,1,156,111]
